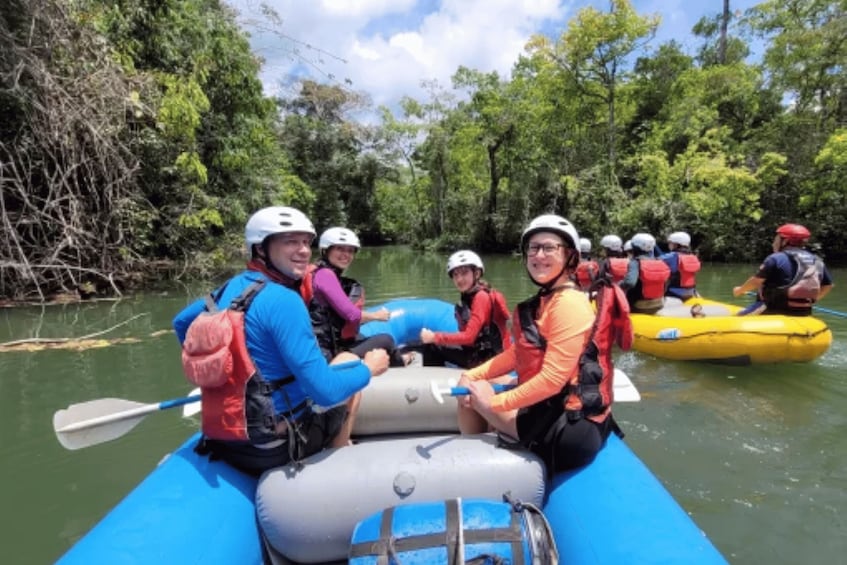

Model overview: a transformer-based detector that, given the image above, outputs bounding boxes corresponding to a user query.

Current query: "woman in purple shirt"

[302,227,413,366]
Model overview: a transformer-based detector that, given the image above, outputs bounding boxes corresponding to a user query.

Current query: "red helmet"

[776,223,811,245]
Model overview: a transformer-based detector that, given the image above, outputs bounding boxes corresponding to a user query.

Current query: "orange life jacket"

[180,281,300,443]
[637,258,670,300]
[511,280,632,421]
[575,260,600,291]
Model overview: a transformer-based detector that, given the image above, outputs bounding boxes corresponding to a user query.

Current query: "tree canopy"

[1,0,845,300]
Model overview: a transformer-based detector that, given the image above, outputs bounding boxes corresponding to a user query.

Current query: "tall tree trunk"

[607,61,617,185]
[719,0,730,65]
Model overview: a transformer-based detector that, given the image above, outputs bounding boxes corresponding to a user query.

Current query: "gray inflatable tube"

[256,368,543,563]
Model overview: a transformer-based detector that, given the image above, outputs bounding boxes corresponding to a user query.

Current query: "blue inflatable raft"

[57,298,727,564]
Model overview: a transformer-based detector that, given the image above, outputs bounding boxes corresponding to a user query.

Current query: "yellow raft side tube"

[631,297,832,364]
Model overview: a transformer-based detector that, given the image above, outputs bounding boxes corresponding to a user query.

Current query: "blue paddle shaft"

[449,384,512,396]
[159,395,201,410]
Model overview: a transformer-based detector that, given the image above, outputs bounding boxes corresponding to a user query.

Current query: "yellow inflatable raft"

[631,297,832,364]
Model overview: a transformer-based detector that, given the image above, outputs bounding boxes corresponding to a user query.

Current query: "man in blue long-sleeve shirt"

[174,206,388,475]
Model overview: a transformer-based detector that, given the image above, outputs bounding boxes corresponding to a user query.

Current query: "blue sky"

[228,0,765,110]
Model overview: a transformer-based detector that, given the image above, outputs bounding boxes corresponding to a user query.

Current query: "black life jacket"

[301,262,365,359]
[454,286,509,365]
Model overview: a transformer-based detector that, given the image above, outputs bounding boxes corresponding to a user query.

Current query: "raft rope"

[636,326,832,342]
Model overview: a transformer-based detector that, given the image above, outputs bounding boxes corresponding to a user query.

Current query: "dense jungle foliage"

[1,0,846,300]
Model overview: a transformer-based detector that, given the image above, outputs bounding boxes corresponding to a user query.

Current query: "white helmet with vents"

[631,233,656,253]
[446,250,484,276]
[668,231,691,247]
[600,235,623,252]
[319,227,361,251]
[520,214,579,252]
[578,238,592,253]
[245,206,315,248]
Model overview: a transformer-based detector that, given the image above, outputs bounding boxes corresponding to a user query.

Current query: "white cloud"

[228,0,568,111]
[226,0,763,116]
[319,0,418,19]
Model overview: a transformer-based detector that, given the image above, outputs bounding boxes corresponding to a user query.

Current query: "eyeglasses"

[526,243,564,256]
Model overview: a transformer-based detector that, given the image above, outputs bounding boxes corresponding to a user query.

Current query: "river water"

[1,247,845,563]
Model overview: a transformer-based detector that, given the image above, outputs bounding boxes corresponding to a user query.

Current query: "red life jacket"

[180,281,298,443]
[637,258,670,300]
[575,260,600,291]
[511,280,632,421]
[675,253,701,289]
[339,276,365,340]
[607,257,628,283]
[454,287,511,361]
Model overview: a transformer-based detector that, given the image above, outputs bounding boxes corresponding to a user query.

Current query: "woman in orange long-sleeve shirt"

[458,214,618,473]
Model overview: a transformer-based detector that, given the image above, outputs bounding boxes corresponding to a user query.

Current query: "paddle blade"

[53,398,150,450]
[613,369,641,402]
[182,388,202,418]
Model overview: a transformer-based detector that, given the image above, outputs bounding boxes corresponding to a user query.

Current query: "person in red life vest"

[419,250,511,369]
[619,232,670,314]
[456,214,631,474]
[597,234,627,283]
[173,207,389,476]
[733,223,834,316]
[574,237,599,291]
[659,231,701,301]
[300,227,413,366]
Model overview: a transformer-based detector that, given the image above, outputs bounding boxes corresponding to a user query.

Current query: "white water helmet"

[520,214,579,251]
[600,234,623,252]
[668,231,691,247]
[446,250,484,276]
[319,227,361,251]
[578,237,592,254]
[245,206,316,248]
[623,240,632,252]
[631,233,656,253]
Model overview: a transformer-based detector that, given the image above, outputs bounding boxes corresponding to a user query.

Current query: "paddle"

[430,368,641,404]
[812,305,847,319]
[743,292,847,318]
[53,391,201,450]
[430,381,512,404]
[183,387,202,417]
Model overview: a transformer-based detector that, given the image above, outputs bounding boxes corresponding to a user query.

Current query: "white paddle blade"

[613,369,641,402]
[430,381,446,404]
[389,309,405,319]
[54,414,146,450]
[182,388,202,417]
[53,398,153,450]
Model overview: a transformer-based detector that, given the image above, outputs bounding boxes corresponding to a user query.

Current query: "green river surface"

[1,247,846,563]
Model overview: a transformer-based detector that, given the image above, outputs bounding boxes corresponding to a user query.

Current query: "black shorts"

[199,405,348,477]
[516,400,613,474]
